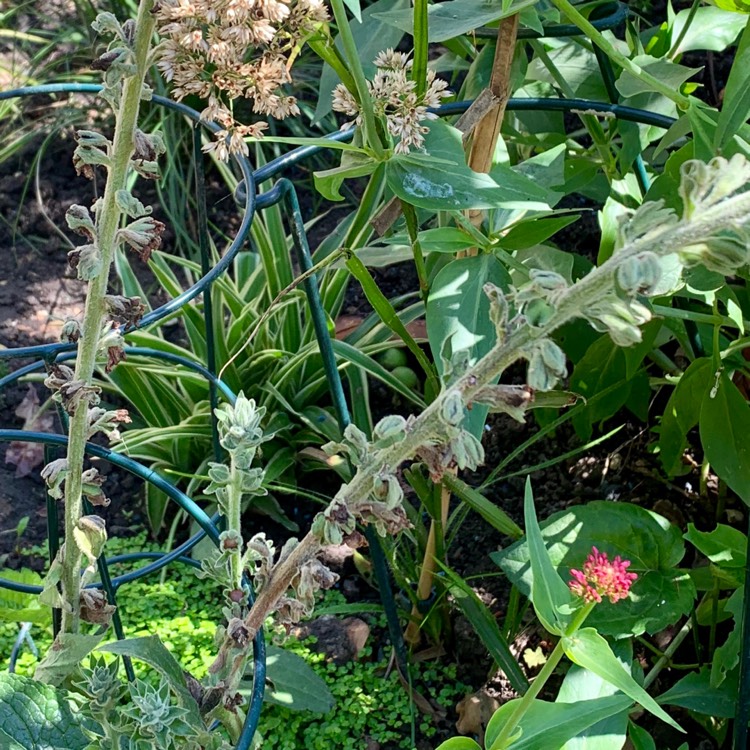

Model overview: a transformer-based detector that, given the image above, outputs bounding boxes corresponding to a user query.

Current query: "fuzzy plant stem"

[60,0,156,634]
[548,0,691,110]
[213,183,750,670]
[227,460,244,591]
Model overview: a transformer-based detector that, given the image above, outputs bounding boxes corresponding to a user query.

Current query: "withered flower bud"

[79,589,116,626]
[91,49,126,72]
[44,363,75,392]
[60,319,82,343]
[105,294,146,327]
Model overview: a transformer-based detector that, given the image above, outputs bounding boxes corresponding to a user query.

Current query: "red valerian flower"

[568,547,638,604]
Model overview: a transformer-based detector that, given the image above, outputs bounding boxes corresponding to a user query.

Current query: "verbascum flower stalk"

[37,1,159,641]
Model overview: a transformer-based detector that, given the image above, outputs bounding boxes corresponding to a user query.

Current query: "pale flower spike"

[154,0,329,159]
[568,547,638,604]
[332,48,451,154]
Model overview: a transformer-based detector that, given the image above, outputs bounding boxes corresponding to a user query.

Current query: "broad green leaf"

[657,668,737,718]
[399,227,477,254]
[241,645,334,713]
[615,55,700,98]
[314,0,408,123]
[711,588,743,687]
[343,0,361,21]
[569,337,632,442]
[373,0,538,42]
[34,633,106,686]
[716,17,750,149]
[523,478,574,636]
[99,635,202,726]
[684,523,747,568]
[669,5,745,54]
[562,628,682,732]
[386,120,550,212]
[700,372,750,504]
[558,641,632,750]
[0,569,49,625]
[659,357,713,475]
[492,502,695,637]
[628,722,656,750]
[0,673,91,750]
[426,253,511,437]
[314,155,378,201]
[435,739,482,750]
[498,215,579,251]
[484,694,633,750]
[440,564,529,695]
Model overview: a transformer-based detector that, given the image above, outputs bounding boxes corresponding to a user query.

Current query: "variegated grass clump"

[154,0,329,158]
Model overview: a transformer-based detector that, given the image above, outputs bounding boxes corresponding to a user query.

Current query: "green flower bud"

[373,414,407,442]
[441,390,465,427]
[617,251,662,295]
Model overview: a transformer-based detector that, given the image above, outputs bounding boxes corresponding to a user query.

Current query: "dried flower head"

[332,48,451,153]
[568,547,637,604]
[154,0,329,159]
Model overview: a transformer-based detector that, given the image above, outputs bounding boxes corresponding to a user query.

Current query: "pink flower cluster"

[568,547,637,604]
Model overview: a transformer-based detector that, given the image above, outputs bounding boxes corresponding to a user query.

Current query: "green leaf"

[628,722,656,750]
[0,672,91,750]
[498,215,579,251]
[684,523,747,568]
[373,0,538,42]
[314,155,378,201]
[441,473,522,539]
[440,564,529,695]
[0,569,49,625]
[386,120,550,212]
[98,635,202,725]
[711,588,743,688]
[716,17,750,149]
[34,633,105,686]
[657,668,737,718]
[343,0,361,22]
[700,371,750,504]
[561,628,682,733]
[615,55,700,98]
[484,694,633,750]
[523,478,574,636]
[669,5,745,54]
[242,645,334,713]
[557,641,632,750]
[435,739,482,750]
[659,358,713,475]
[426,253,511,437]
[492,502,695,637]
